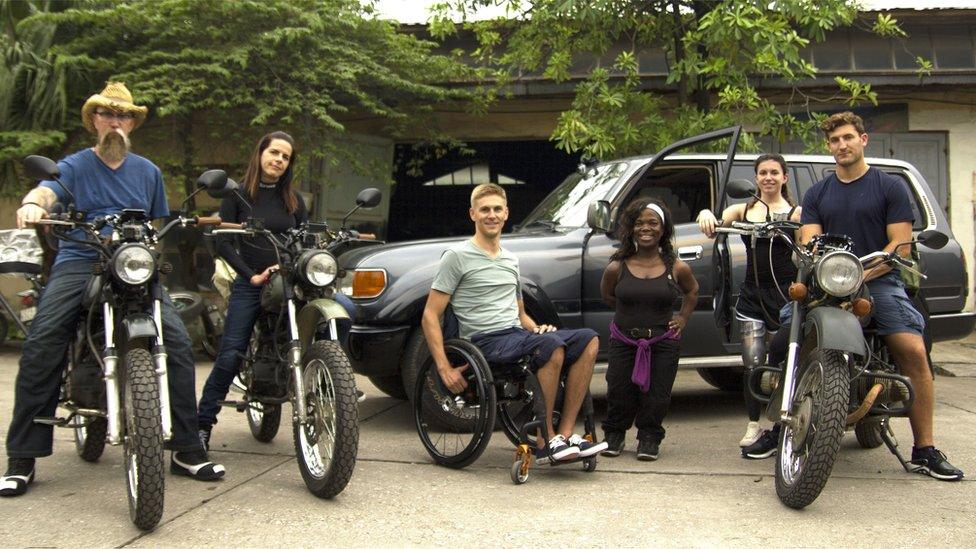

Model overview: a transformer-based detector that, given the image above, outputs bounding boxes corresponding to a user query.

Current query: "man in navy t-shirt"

[1,83,225,498]
[798,112,961,480]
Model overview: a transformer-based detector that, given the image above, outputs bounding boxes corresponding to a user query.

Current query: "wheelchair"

[412,318,600,484]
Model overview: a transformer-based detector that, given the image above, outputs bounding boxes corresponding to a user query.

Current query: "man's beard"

[98,130,130,164]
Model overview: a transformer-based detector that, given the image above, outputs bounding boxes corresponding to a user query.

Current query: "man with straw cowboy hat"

[2,82,226,498]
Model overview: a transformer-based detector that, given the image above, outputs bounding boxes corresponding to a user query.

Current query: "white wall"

[908,97,976,312]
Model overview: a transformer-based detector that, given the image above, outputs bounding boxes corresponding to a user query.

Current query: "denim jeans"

[197,276,355,428]
[6,260,203,457]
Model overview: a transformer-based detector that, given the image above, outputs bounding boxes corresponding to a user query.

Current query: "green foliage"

[2,0,473,195]
[431,0,904,160]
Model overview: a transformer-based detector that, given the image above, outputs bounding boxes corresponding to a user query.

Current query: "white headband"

[645,204,665,223]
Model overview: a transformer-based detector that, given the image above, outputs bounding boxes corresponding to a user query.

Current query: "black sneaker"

[742,427,779,460]
[171,450,225,481]
[602,431,625,457]
[198,426,212,452]
[910,446,964,481]
[636,439,660,461]
[0,458,35,497]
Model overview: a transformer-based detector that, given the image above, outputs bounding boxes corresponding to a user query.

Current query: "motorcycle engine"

[853,375,909,406]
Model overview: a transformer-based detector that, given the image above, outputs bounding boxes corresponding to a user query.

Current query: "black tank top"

[742,206,798,288]
[612,261,677,331]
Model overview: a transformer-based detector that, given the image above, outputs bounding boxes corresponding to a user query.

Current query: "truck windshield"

[519,162,629,230]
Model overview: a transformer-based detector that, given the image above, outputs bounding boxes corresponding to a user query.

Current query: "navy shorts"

[471,327,599,370]
[779,273,923,337]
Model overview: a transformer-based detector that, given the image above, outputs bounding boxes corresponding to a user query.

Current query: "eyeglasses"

[94,110,138,122]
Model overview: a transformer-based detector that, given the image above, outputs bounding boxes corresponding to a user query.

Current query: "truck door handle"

[678,245,703,261]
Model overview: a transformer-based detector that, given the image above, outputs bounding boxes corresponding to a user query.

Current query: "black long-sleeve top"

[215,184,307,280]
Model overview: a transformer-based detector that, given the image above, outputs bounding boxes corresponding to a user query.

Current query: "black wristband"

[20,201,47,211]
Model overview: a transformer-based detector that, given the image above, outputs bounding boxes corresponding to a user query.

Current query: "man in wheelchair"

[421,183,608,463]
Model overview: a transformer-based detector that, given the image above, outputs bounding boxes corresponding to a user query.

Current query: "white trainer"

[739,421,762,447]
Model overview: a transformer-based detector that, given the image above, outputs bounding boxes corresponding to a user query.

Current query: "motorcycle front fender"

[803,307,868,357]
[121,313,158,342]
[296,298,350,353]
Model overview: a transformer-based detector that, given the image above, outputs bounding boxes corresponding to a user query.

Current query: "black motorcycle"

[211,187,381,498]
[21,155,235,530]
[718,178,949,509]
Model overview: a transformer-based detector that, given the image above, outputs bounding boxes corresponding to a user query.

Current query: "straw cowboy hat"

[81,82,149,133]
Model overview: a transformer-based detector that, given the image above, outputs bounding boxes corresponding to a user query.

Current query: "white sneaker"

[739,421,761,447]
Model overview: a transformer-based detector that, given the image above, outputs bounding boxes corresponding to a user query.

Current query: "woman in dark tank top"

[599,198,699,461]
[696,153,802,455]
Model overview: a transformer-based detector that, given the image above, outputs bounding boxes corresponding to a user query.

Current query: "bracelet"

[20,201,47,211]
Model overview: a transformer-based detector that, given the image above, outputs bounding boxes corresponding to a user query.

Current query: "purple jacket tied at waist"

[609,321,680,393]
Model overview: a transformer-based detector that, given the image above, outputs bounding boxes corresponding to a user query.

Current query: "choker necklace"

[258,182,277,189]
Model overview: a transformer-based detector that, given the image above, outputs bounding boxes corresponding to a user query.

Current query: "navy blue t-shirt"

[40,148,169,265]
[800,167,914,259]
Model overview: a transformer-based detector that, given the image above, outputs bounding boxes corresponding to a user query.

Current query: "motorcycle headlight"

[112,244,156,286]
[815,251,863,297]
[300,250,338,287]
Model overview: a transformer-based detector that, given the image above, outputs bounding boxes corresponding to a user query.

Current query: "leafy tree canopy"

[1,0,474,194]
[430,0,916,159]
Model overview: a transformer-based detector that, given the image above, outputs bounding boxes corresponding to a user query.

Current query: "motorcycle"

[210,187,381,498]
[21,155,236,530]
[718,178,949,509]
[0,228,46,341]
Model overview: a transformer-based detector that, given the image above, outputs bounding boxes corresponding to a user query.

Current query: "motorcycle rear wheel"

[775,348,848,509]
[854,417,885,449]
[247,402,282,442]
[293,341,359,498]
[72,415,107,462]
[122,347,165,530]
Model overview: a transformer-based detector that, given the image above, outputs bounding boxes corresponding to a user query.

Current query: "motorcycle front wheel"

[122,347,165,530]
[293,340,359,498]
[775,347,849,509]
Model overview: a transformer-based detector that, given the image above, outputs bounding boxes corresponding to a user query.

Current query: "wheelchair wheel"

[414,339,496,469]
[582,457,597,472]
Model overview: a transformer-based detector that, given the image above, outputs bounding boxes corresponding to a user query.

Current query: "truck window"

[625,165,712,224]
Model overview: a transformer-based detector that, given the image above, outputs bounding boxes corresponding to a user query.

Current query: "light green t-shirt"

[430,239,522,340]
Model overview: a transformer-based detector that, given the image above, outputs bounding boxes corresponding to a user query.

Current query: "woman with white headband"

[599,198,699,461]
[696,153,802,458]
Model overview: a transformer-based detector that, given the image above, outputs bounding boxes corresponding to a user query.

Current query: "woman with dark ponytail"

[599,197,698,460]
[696,153,802,458]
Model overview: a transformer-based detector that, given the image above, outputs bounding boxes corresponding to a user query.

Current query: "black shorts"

[471,327,598,370]
[735,283,790,331]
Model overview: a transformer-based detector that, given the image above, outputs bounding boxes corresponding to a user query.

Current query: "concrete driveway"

[0,339,973,547]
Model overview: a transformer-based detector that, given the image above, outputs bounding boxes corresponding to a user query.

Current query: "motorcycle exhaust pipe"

[847,383,884,425]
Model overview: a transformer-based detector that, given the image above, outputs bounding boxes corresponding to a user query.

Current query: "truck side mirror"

[587,200,611,233]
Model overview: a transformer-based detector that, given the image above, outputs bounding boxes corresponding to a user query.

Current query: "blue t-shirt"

[800,167,914,259]
[40,148,169,265]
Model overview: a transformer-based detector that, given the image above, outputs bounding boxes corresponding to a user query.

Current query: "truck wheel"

[697,367,744,392]
[400,329,429,402]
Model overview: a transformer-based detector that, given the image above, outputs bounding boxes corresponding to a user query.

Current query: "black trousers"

[6,260,203,458]
[602,338,681,443]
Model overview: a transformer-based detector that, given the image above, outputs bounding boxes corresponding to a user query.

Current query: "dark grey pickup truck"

[338,127,974,399]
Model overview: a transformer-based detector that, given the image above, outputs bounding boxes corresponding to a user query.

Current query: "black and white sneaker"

[910,446,964,481]
[742,427,779,460]
[0,458,35,497]
[568,434,608,458]
[356,390,366,403]
[171,450,225,481]
[535,434,580,464]
[636,439,660,461]
[602,431,625,457]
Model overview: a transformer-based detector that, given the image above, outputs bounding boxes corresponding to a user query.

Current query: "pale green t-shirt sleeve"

[431,248,462,295]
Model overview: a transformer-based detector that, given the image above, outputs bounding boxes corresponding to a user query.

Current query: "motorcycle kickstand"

[878,417,917,473]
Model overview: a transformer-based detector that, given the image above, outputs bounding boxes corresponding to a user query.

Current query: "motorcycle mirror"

[725,179,757,199]
[916,230,949,250]
[196,169,228,193]
[355,188,382,209]
[23,155,60,180]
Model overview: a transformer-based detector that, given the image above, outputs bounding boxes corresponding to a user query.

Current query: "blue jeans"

[197,276,355,428]
[6,260,203,456]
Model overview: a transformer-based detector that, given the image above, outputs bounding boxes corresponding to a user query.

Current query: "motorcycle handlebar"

[194,215,223,226]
